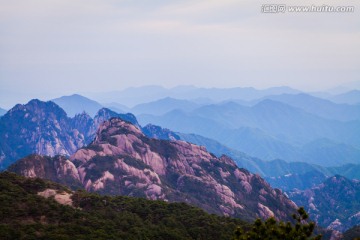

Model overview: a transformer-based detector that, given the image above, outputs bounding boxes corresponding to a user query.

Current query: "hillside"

[289,175,360,232]
[9,117,298,222]
[0,171,247,239]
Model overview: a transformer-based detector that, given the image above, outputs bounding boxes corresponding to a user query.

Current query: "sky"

[0,0,359,108]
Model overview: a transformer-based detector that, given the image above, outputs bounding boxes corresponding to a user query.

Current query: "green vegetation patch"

[0,172,247,240]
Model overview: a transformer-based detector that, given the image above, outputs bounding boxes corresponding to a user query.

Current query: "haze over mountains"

[138,98,360,166]
[1,85,360,235]
[84,85,302,107]
[45,87,360,169]
[80,84,360,107]
[328,90,360,105]
[3,85,360,169]
[52,94,103,118]
[0,107,6,116]
[253,93,360,122]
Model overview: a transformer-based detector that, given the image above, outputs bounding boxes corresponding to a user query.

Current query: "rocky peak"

[0,100,85,169]
[142,124,181,141]
[67,118,297,221]
[0,101,140,170]
[4,99,68,124]
[94,108,139,128]
[72,112,96,142]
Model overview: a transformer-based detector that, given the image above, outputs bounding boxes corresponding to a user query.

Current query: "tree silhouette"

[233,207,322,240]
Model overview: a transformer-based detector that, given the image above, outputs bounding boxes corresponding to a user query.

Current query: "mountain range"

[1,97,360,235]
[254,93,360,122]
[83,85,302,107]
[42,92,360,168]
[138,99,360,166]
[2,99,360,188]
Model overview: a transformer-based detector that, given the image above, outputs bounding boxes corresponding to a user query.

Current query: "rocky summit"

[0,99,83,169]
[9,117,298,222]
[0,99,138,170]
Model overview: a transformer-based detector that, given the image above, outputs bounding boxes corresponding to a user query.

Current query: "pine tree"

[233,207,322,240]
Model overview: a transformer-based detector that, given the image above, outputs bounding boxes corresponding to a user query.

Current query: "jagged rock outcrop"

[10,118,298,221]
[94,108,140,129]
[0,99,139,170]
[142,124,181,141]
[289,175,360,232]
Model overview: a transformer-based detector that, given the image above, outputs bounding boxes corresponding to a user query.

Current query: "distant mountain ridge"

[138,99,360,166]
[329,90,360,105]
[52,94,103,117]
[256,93,360,121]
[85,85,301,107]
[131,97,200,116]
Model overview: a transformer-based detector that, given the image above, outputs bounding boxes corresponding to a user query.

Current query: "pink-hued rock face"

[68,118,297,221]
[38,189,73,207]
[10,118,298,222]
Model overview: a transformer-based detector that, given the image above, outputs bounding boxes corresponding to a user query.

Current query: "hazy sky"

[0,0,359,108]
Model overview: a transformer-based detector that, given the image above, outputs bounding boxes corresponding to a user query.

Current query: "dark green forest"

[0,172,333,239]
[0,172,247,239]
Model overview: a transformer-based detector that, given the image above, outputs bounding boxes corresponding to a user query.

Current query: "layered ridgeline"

[9,117,297,222]
[288,175,360,232]
[0,99,138,170]
[137,98,360,166]
[0,171,247,239]
[2,98,360,183]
